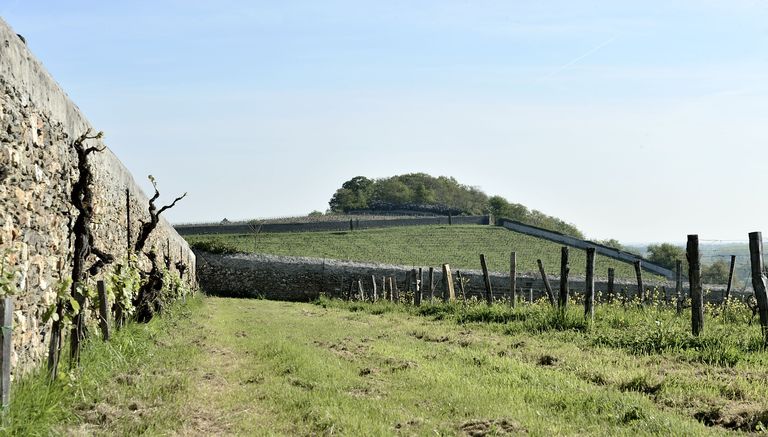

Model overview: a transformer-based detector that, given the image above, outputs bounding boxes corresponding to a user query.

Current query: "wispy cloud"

[541,35,618,80]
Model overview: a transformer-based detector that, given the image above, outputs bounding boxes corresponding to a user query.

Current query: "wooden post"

[480,254,493,304]
[529,287,533,303]
[166,239,171,270]
[349,218,354,231]
[442,264,455,301]
[428,267,435,302]
[418,268,423,304]
[393,277,400,302]
[559,247,569,309]
[357,279,365,301]
[688,235,704,336]
[675,260,683,314]
[371,275,378,302]
[456,270,467,301]
[0,297,12,408]
[510,252,517,307]
[607,268,615,303]
[585,248,595,321]
[448,213,452,225]
[381,276,387,300]
[724,255,736,303]
[537,259,556,307]
[634,260,644,305]
[389,277,395,302]
[97,280,110,341]
[412,269,421,306]
[749,232,768,345]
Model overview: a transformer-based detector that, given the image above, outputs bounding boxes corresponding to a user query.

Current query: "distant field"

[186,225,662,281]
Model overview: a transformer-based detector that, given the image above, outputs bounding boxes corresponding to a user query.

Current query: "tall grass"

[316,295,763,367]
[1,297,201,435]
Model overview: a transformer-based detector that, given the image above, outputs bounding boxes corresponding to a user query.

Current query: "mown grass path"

[53,296,737,436]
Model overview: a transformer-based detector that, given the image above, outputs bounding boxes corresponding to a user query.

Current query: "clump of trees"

[486,195,583,238]
[329,174,487,216]
[646,243,729,284]
[328,173,583,237]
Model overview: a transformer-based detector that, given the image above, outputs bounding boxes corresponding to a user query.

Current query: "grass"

[185,225,661,281]
[10,294,768,434]
[3,297,204,436]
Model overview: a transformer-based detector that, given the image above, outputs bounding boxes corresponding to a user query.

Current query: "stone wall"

[196,251,731,303]
[176,215,490,236]
[499,219,677,280]
[0,19,196,373]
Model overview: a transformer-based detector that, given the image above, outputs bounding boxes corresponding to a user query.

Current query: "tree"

[487,196,510,221]
[595,239,623,250]
[325,173,585,237]
[647,243,685,270]
[328,176,373,212]
[702,259,730,284]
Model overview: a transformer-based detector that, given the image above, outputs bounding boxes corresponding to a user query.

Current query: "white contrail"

[541,35,618,80]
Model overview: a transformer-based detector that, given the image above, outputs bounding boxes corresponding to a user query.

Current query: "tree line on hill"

[328,173,583,238]
[327,174,732,283]
[645,243,733,285]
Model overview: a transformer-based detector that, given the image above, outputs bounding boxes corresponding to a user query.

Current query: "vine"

[48,129,115,378]
[108,256,143,328]
[0,248,19,298]
[132,176,187,323]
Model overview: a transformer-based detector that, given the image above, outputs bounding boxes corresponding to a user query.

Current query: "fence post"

[412,269,421,306]
[537,259,556,307]
[371,275,378,302]
[559,247,569,309]
[442,264,455,302]
[510,252,517,307]
[675,260,683,314]
[724,255,736,304]
[393,277,400,302]
[607,268,615,303]
[456,270,467,301]
[428,267,435,302]
[0,297,11,408]
[381,276,387,301]
[349,218,353,232]
[389,277,395,302]
[749,232,768,345]
[634,261,644,305]
[418,268,423,304]
[688,235,703,336]
[357,279,365,301]
[97,280,110,341]
[480,254,493,304]
[585,248,595,321]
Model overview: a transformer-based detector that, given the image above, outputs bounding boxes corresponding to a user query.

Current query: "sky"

[2,1,768,243]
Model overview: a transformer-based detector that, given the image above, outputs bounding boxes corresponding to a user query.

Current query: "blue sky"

[3,1,768,242]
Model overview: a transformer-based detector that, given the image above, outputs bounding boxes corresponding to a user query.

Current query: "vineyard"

[186,225,664,282]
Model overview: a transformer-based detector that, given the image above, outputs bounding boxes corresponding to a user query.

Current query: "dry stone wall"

[0,19,195,373]
[196,251,730,303]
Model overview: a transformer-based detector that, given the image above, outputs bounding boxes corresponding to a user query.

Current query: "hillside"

[329,174,584,238]
[186,225,661,281]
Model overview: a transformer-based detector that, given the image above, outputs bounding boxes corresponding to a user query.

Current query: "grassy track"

[13,296,768,435]
[186,225,659,281]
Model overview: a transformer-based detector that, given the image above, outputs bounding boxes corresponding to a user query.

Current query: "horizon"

[3,1,767,243]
